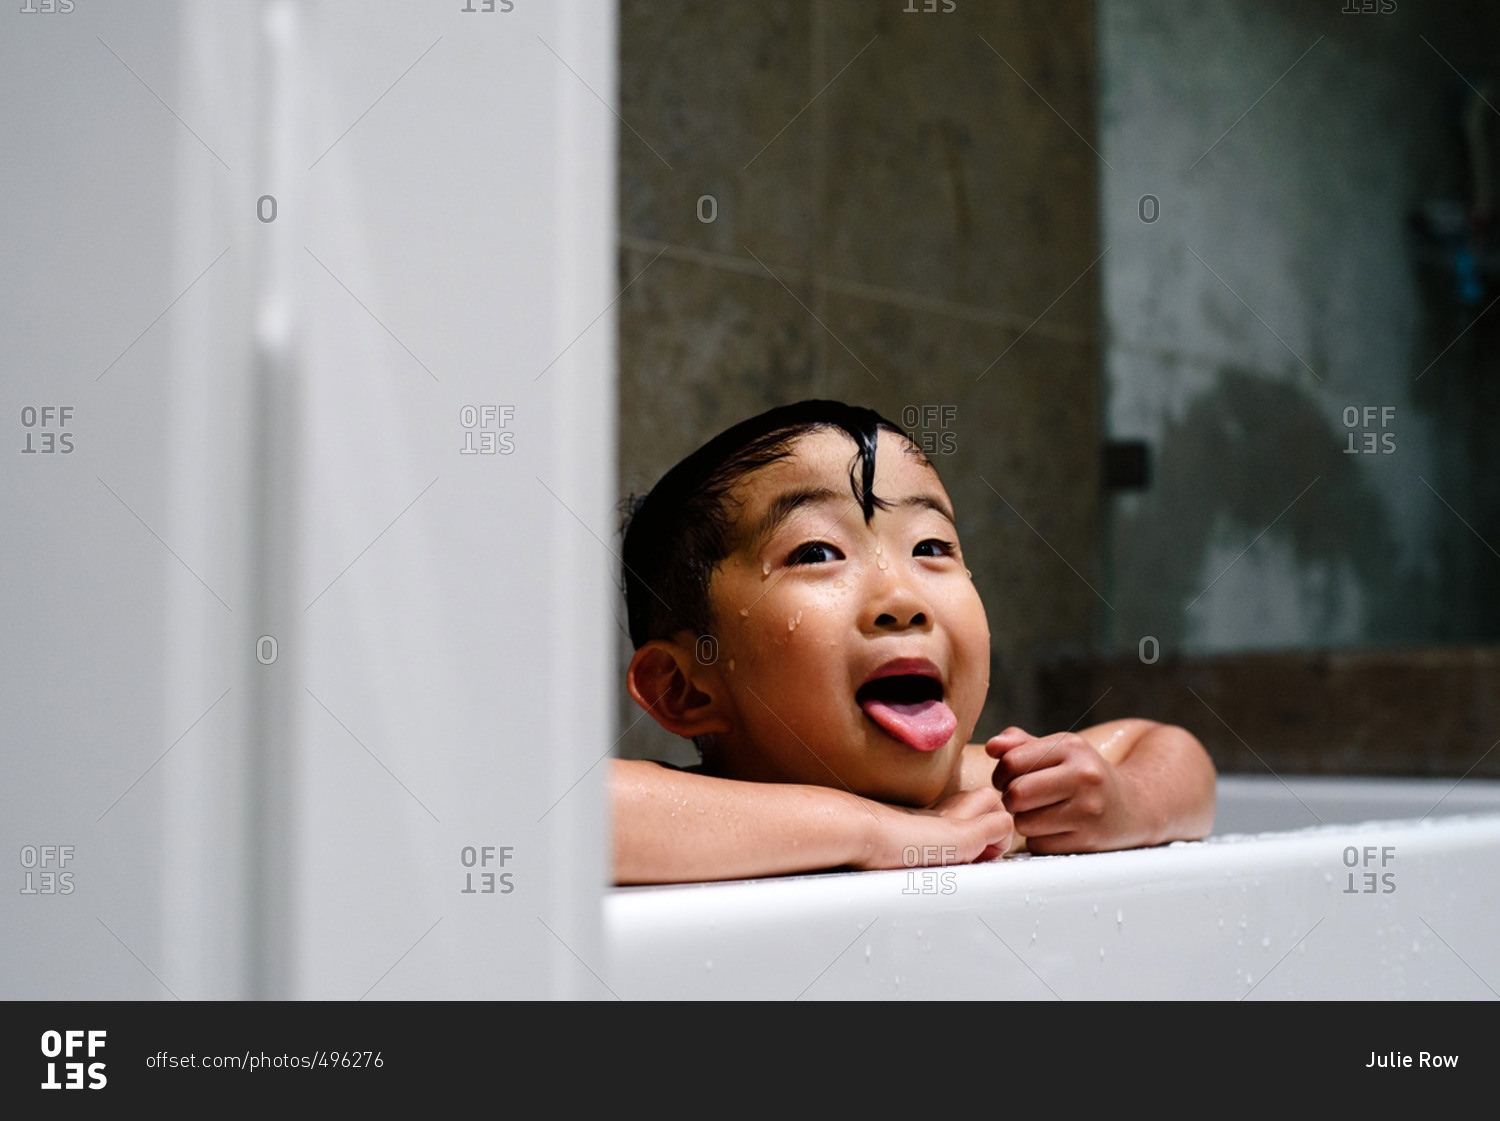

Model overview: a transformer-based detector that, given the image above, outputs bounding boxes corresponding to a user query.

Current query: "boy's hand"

[854,786,1014,872]
[986,726,1143,854]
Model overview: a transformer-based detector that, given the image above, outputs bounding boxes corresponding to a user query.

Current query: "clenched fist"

[986,726,1147,854]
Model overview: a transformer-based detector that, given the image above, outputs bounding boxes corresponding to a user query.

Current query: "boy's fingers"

[1010,805,1076,839]
[969,787,1008,823]
[978,811,1015,855]
[1023,832,1083,855]
[991,737,1068,786]
[977,817,1022,861]
[984,726,1033,756]
[936,784,1004,819]
[939,788,1014,854]
[1001,769,1072,815]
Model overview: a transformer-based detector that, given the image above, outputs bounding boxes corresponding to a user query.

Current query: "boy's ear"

[626,638,734,740]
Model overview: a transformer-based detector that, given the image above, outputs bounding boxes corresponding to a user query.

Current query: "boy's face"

[699,426,990,807]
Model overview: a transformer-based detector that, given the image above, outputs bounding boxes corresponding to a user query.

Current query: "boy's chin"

[854,740,962,807]
[865,778,954,810]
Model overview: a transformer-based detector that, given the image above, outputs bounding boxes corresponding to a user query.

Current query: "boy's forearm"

[1111,723,1217,845]
[612,759,874,884]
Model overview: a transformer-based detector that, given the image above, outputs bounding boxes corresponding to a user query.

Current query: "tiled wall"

[615,0,1103,762]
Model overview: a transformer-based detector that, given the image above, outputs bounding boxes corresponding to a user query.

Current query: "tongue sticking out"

[860,697,957,753]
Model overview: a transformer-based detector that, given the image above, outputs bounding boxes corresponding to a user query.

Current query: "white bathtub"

[604,776,1500,999]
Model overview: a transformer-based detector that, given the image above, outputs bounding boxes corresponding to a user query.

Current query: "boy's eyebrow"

[898,493,957,529]
[744,487,958,551]
[744,486,847,551]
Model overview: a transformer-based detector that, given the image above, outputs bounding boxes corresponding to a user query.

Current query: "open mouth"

[856,674,944,707]
[856,667,957,753]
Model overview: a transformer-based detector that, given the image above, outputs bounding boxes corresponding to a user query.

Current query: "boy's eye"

[786,541,843,565]
[913,538,956,558]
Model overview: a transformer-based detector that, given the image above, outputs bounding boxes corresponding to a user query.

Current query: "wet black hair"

[621,400,918,649]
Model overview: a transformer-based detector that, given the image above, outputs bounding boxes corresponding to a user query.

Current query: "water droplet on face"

[834,579,846,589]
[762,561,771,576]
[874,544,882,555]
[965,568,972,578]
[877,558,889,570]
[739,607,749,617]
[787,616,796,630]
[1261,935,1271,948]
[727,659,735,671]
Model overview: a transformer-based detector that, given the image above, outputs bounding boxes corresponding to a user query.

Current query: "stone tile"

[619,0,817,268]
[820,0,1101,331]
[616,246,819,502]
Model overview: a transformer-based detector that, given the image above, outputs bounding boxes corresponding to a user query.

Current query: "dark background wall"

[1098,0,1500,656]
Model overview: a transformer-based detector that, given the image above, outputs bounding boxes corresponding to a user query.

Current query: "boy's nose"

[862,574,933,633]
[873,605,928,629]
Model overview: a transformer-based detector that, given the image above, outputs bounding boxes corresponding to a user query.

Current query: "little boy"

[613,400,1215,883]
